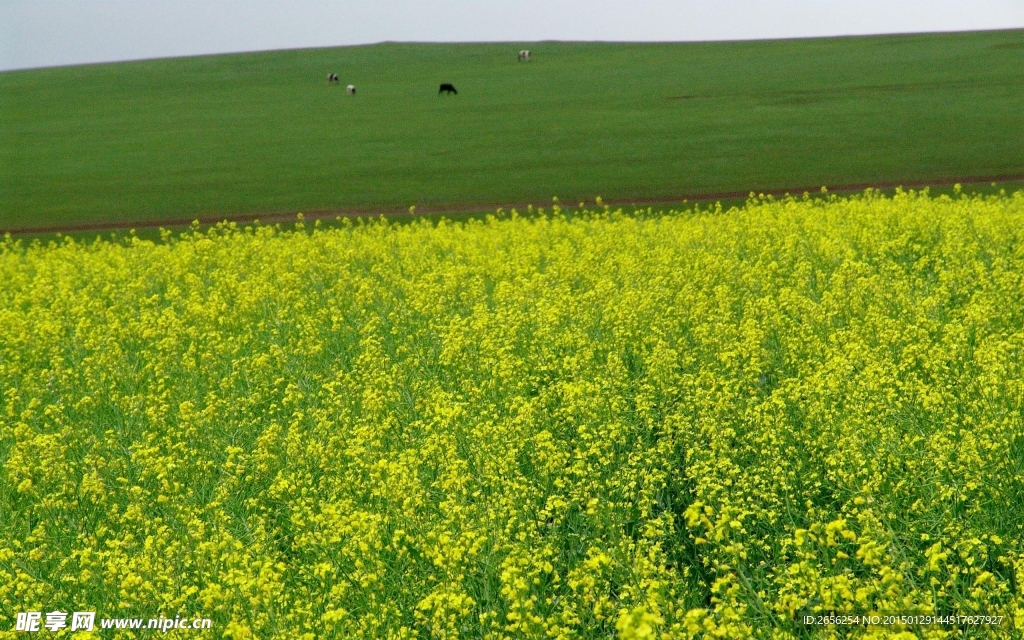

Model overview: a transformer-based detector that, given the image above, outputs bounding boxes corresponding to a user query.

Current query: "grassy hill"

[2,30,1023,230]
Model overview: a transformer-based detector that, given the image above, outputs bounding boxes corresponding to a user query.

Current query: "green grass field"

[2,30,1023,230]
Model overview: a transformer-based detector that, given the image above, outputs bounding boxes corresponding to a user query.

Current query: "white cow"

[347,84,356,95]
[518,50,531,62]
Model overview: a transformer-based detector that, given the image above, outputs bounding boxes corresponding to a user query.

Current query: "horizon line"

[3,26,1021,73]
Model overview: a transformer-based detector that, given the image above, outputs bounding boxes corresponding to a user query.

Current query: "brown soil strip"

[4,173,1022,236]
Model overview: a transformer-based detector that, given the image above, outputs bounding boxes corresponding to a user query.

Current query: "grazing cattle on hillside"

[518,50,531,62]
[347,84,356,95]
[327,73,339,84]
[438,83,458,95]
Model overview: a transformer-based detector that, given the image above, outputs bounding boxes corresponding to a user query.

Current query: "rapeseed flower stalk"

[1,189,1022,638]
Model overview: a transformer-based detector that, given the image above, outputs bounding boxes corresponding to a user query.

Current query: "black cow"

[438,83,458,95]
[327,73,339,85]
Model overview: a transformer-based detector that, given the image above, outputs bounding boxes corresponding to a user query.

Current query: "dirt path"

[4,173,1022,236]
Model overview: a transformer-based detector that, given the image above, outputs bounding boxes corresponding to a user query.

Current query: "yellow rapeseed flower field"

[1,190,1023,639]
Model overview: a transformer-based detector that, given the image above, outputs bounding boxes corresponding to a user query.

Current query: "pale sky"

[2,0,1023,72]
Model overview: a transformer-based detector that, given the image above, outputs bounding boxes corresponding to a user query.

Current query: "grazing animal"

[518,50,531,62]
[438,83,458,95]
[347,84,356,95]
[327,73,339,84]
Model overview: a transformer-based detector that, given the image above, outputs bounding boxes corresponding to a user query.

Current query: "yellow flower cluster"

[1,189,1022,638]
